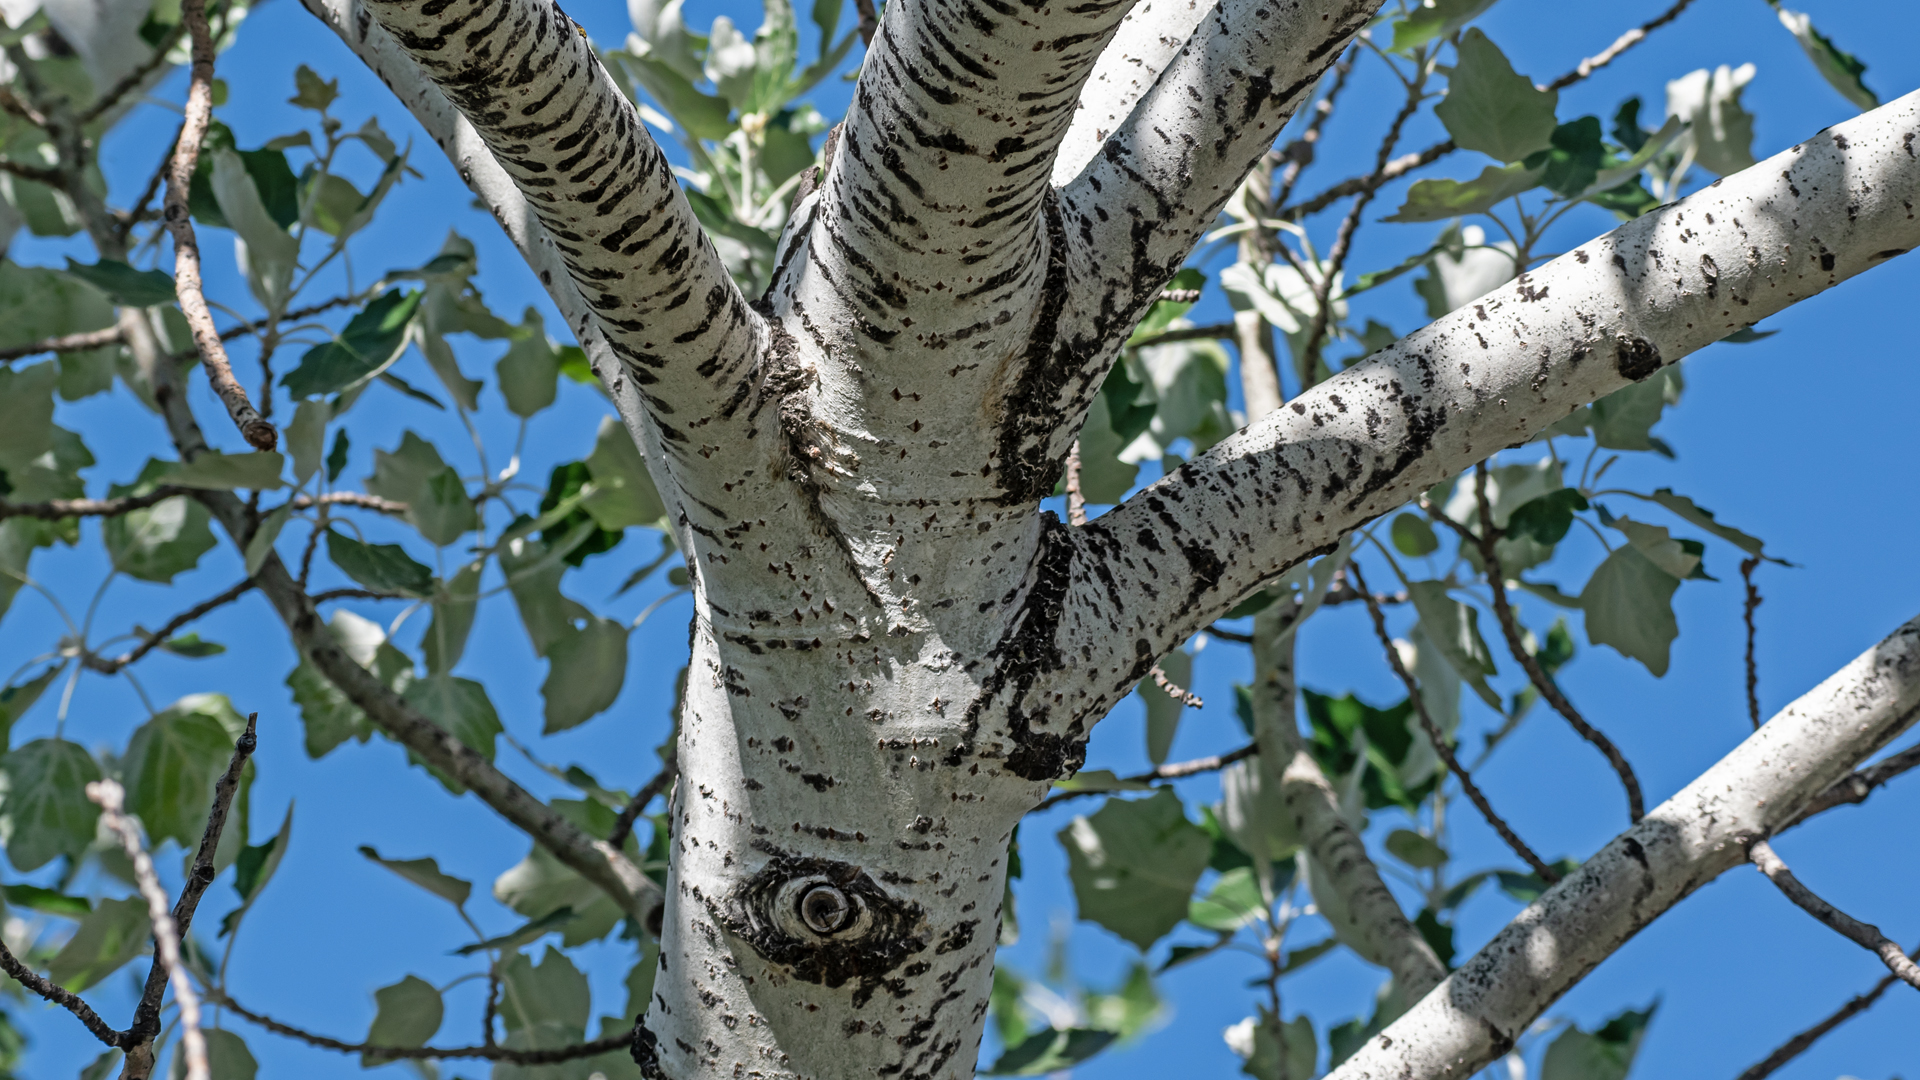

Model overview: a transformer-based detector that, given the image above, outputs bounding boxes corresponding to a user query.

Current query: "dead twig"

[1035,743,1258,812]
[162,0,275,451]
[1733,951,1914,1080]
[1064,440,1088,526]
[1741,555,1763,729]
[1350,561,1559,883]
[85,579,255,675]
[1789,741,1920,826]
[1747,838,1920,989]
[210,990,633,1063]
[0,940,125,1047]
[1271,46,1357,211]
[1149,663,1202,708]
[0,486,188,521]
[607,752,679,850]
[852,0,878,46]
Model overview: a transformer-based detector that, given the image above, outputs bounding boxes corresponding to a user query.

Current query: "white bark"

[1328,612,1920,1080]
[1049,90,1920,728]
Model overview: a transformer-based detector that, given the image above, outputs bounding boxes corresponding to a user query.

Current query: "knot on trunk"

[716,842,930,1007]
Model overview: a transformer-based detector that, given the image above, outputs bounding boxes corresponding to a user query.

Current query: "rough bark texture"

[305,0,1920,1070]
[1328,613,1920,1080]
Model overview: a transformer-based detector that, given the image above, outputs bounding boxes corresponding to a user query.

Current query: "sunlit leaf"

[281,290,424,399]
[46,897,149,991]
[325,530,434,596]
[360,844,473,908]
[363,976,444,1065]
[1580,546,1680,676]
[1435,29,1558,163]
[0,738,102,870]
[542,617,629,733]
[122,693,248,848]
[1061,790,1210,950]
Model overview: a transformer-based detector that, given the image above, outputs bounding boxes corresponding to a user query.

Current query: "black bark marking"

[1613,334,1663,382]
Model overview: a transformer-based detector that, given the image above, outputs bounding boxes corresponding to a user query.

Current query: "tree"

[0,0,1913,1076]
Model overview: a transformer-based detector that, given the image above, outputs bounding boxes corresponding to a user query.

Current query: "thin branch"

[289,492,409,515]
[1280,0,1698,221]
[851,0,877,46]
[0,939,125,1047]
[1271,46,1358,212]
[0,326,125,363]
[1149,663,1202,708]
[482,962,501,1049]
[1064,440,1088,526]
[1742,555,1763,729]
[85,579,255,675]
[115,124,182,244]
[1469,466,1645,821]
[1206,625,1255,644]
[89,780,210,1080]
[1789,741,1920,826]
[77,21,187,124]
[0,486,189,521]
[309,588,408,604]
[1128,322,1238,348]
[1035,743,1258,812]
[127,713,257,1047]
[210,991,632,1062]
[1157,288,1202,304]
[1733,954,1913,1080]
[607,752,678,850]
[162,0,275,451]
[0,157,65,186]
[1349,561,1559,883]
[1747,838,1920,989]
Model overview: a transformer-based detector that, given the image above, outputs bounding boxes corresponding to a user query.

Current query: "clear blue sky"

[4,0,1917,1077]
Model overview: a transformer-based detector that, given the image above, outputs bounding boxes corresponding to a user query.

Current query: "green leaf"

[46,897,150,991]
[1540,1002,1657,1080]
[1611,518,1703,580]
[984,1028,1119,1077]
[283,402,326,488]
[0,362,57,472]
[496,309,560,418]
[1768,4,1877,112]
[281,290,424,399]
[581,417,667,531]
[542,617,629,733]
[1506,488,1589,545]
[1640,489,1769,559]
[1084,962,1164,1041]
[1188,866,1265,931]
[1225,1008,1315,1080]
[244,503,294,578]
[1140,649,1189,766]
[1389,0,1497,54]
[104,470,217,584]
[1580,546,1680,676]
[1665,64,1756,178]
[497,947,591,1064]
[1414,908,1456,967]
[0,664,62,748]
[3,883,90,917]
[154,632,225,658]
[210,147,298,309]
[232,803,293,907]
[286,611,408,758]
[325,429,350,482]
[1495,859,1581,902]
[290,63,339,110]
[325,530,434,596]
[61,258,175,307]
[500,532,593,658]
[363,976,444,1065]
[122,693,248,849]
[1073,392,1140,504]
[1406,581,1500,708]
[402,676,504,791]
[1524,116,1606,198]
[0,263,115,355]
[1590,366,1682,454]
[1385,829,1447,869]
[360,844,473,907]
[0,738,102,870]
[168,451,286,491]
[169,1028,256,1080]
[495,834,626,947]
[1435,29,1558,163]
[1217,759,1300,864]
[1128,268,1206,342]
[365,431,476,546]
[1391,513,1439,556]
[453,907,579,956]
[1061,790,1211,949]
[1385,162,1542,222]
[1048,770,1154,796]
[611,50,738,141]
[423,564,482,676]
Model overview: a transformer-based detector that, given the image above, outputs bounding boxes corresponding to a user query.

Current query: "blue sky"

[3,0,1917,1077]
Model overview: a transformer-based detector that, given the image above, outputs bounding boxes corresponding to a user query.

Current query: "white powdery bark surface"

[1330,613,1920,1080]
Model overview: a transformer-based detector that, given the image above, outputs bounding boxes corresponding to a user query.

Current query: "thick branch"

[1061,92,1920,709]
[1326,612,1920,1080]
[0,486,189,521]
[1747,838,1920,989]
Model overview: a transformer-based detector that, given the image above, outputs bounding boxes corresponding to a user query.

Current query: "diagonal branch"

[1326,612,1920,1080]
[1050,92,1920,728]
[0,940,124,1047]
[1747,838,1920,989]
[84,580,255,676]
[606,751,678,851]
[1733,953,1914,1080]
[1033,743,1259,811]
[209,990,632,1063]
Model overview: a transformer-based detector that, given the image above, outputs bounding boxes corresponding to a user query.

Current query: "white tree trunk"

[309,0,1920,1071]
[1329,613,1920,1080]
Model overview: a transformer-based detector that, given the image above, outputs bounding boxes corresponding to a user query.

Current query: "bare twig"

[1271,46,1357,211]
[0,486,188,521]
[0,325,125,363]
[1157,288,1202,304]
[0,940,125,1047]
[85,579,255,675]
[126,714,258,1048]
[1035,743,1258,812]
[0,157,65,186]
[1279,0,1698,221]
[289,492,409,515]
[1741,555,1763,729]
[1350,561,1559,883]
[89,780,210,1080]
[1471,466,1645,821]
[1127,322,1238,349]
[1789,741,1920,826]
[210,991,633,1062]
[852,0,878,46]
[1149,663,1202,708]
[309,588,408,604]
[1064,440,1088,526]
[115,125,182,244]
[162,0,275,451]
[1206,625,1255,644]
[607,752,679,850]
[1733,954,1914,1080]
[1747,838,1920,989]
[482,962,501,1048]
[77,21,187,124]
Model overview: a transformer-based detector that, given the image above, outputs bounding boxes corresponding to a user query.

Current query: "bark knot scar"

[1612,332,1662,382]
[714,843,930,1008]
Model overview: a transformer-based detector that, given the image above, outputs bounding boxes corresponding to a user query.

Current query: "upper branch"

[1328,611,1920,1080]
[1051,90,1920,720]
[352,0,759,454]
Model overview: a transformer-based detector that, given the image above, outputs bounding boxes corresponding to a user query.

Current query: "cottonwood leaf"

[325,530,434,596]
[363,976,444,1065]
[1391,513,1438,556]
[61,258,175,307]
[1642,489,1769,558]
[1611,518,1703,580]
[1225,1007,1314,1080]
[221,804,293,938]
[1218,759,1300,865]
[1406,582,1500,708]
[0,263,115,353]
[0,664,62,747]
[1580,546,1680,676]
[46,897,149,991]
[1435,30,1558,163]
[1768,4,1876,112]
[494,844,625,948]
[1666,65,1756,178]
[402,676,503,793]
[542,617,629,733]
[244,503,293,578]
[500,534,593,658]
[1506,489,1589,545]
[122,693,248,849]
[496,308,561,418]
[0,738,102,870]
[4,883,90,917]
[0,362,58,471]
[580,416,667,531]
[1540,1002,1657,1080]
[210,147,298,310]
[1589,366,1682,453]
[169,1028,255,1080]
[1074,393,1140,504]
[1390,0,1497,53]
[360,845,473,908]
[985,1029,1119,1077]
[496,947,591,1077]
[167,451,285,491]
[285,611,410,758]
[281,289,423,399]
[423,564,482,676]
[1140,649,1189,766]
[1061,790,1210,950]
[366,432,476,546]
[103,462,217,584]
[1187,866,1265,932]
[285,400,328,485]
[1385,829,1448,869]
[1386,162,1542,222]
